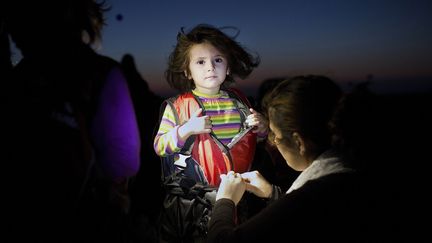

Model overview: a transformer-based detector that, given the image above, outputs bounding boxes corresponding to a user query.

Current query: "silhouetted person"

[0,16,12,88]
[120,53,164,242]
[345,81,432,241]
[3,1,140,242]
[121,54,151,94]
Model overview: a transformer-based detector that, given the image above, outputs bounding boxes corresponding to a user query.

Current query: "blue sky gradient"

[20,0,432,97]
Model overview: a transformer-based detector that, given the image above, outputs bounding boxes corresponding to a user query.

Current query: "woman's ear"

[292,132,306,156]
[226,68,230,76]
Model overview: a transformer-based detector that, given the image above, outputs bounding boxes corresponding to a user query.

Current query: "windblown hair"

[72,0,109,44]
[165,23,260,92]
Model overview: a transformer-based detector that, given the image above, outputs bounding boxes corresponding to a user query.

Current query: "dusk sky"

[62,0,432,96]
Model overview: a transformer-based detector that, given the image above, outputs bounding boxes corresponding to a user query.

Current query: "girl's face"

[187,42,229,95]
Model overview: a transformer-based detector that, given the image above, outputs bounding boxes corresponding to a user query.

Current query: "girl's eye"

[197,60,205,65]
[215,57,223,63]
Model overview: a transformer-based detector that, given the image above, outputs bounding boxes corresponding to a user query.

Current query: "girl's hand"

[178,108,212,140]
[246,108,269,135]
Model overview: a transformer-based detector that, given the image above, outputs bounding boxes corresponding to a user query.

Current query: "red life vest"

[170,89,257,186]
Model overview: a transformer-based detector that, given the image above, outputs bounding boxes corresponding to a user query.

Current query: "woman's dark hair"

[262,75,342,158]
[262,74,380,167]
[165,23,260,92]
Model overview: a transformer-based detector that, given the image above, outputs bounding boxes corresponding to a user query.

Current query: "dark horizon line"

[151,77,432,99]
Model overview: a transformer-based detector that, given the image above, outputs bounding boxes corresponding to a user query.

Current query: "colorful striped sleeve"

[153,104,185,157]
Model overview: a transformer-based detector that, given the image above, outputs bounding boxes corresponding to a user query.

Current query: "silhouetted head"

[3,0,109,57]
[165,23,260,92]
[256,77,286,111]
[121,54,135,69]
[121,53,150,93]
[1,16,12,71]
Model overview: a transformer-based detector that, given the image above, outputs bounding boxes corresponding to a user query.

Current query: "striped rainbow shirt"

[154,90,241,157]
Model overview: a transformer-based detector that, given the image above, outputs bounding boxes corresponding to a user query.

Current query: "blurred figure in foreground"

[2,0,140,242]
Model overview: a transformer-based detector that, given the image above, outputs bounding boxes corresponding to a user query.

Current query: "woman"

[207,75,371,242]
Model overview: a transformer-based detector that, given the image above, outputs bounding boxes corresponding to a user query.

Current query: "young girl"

[154,24,268,186]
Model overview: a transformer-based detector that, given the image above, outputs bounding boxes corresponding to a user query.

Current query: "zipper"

[192,93,234,170]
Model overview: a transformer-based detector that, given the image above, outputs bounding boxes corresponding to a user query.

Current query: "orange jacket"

[170,89,257,186]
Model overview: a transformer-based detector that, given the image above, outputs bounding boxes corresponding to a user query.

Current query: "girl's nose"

[207,61,215,71]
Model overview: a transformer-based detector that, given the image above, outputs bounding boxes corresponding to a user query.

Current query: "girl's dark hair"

[261,75,342,158]
[165,23,260,92]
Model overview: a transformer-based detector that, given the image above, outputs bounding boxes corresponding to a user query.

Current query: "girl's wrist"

[177,124,189,143]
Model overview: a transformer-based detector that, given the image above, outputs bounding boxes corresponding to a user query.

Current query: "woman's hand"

[241,170,273,198]
[216,171,246,205]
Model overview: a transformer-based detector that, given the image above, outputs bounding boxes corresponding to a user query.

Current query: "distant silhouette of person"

[121,54,151,94]
[0,16,12,88]
[120,53,164,243]
[255,77,284,112]
[208,75,373,243]
[3,0,140,242]
[335,79,432,242]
